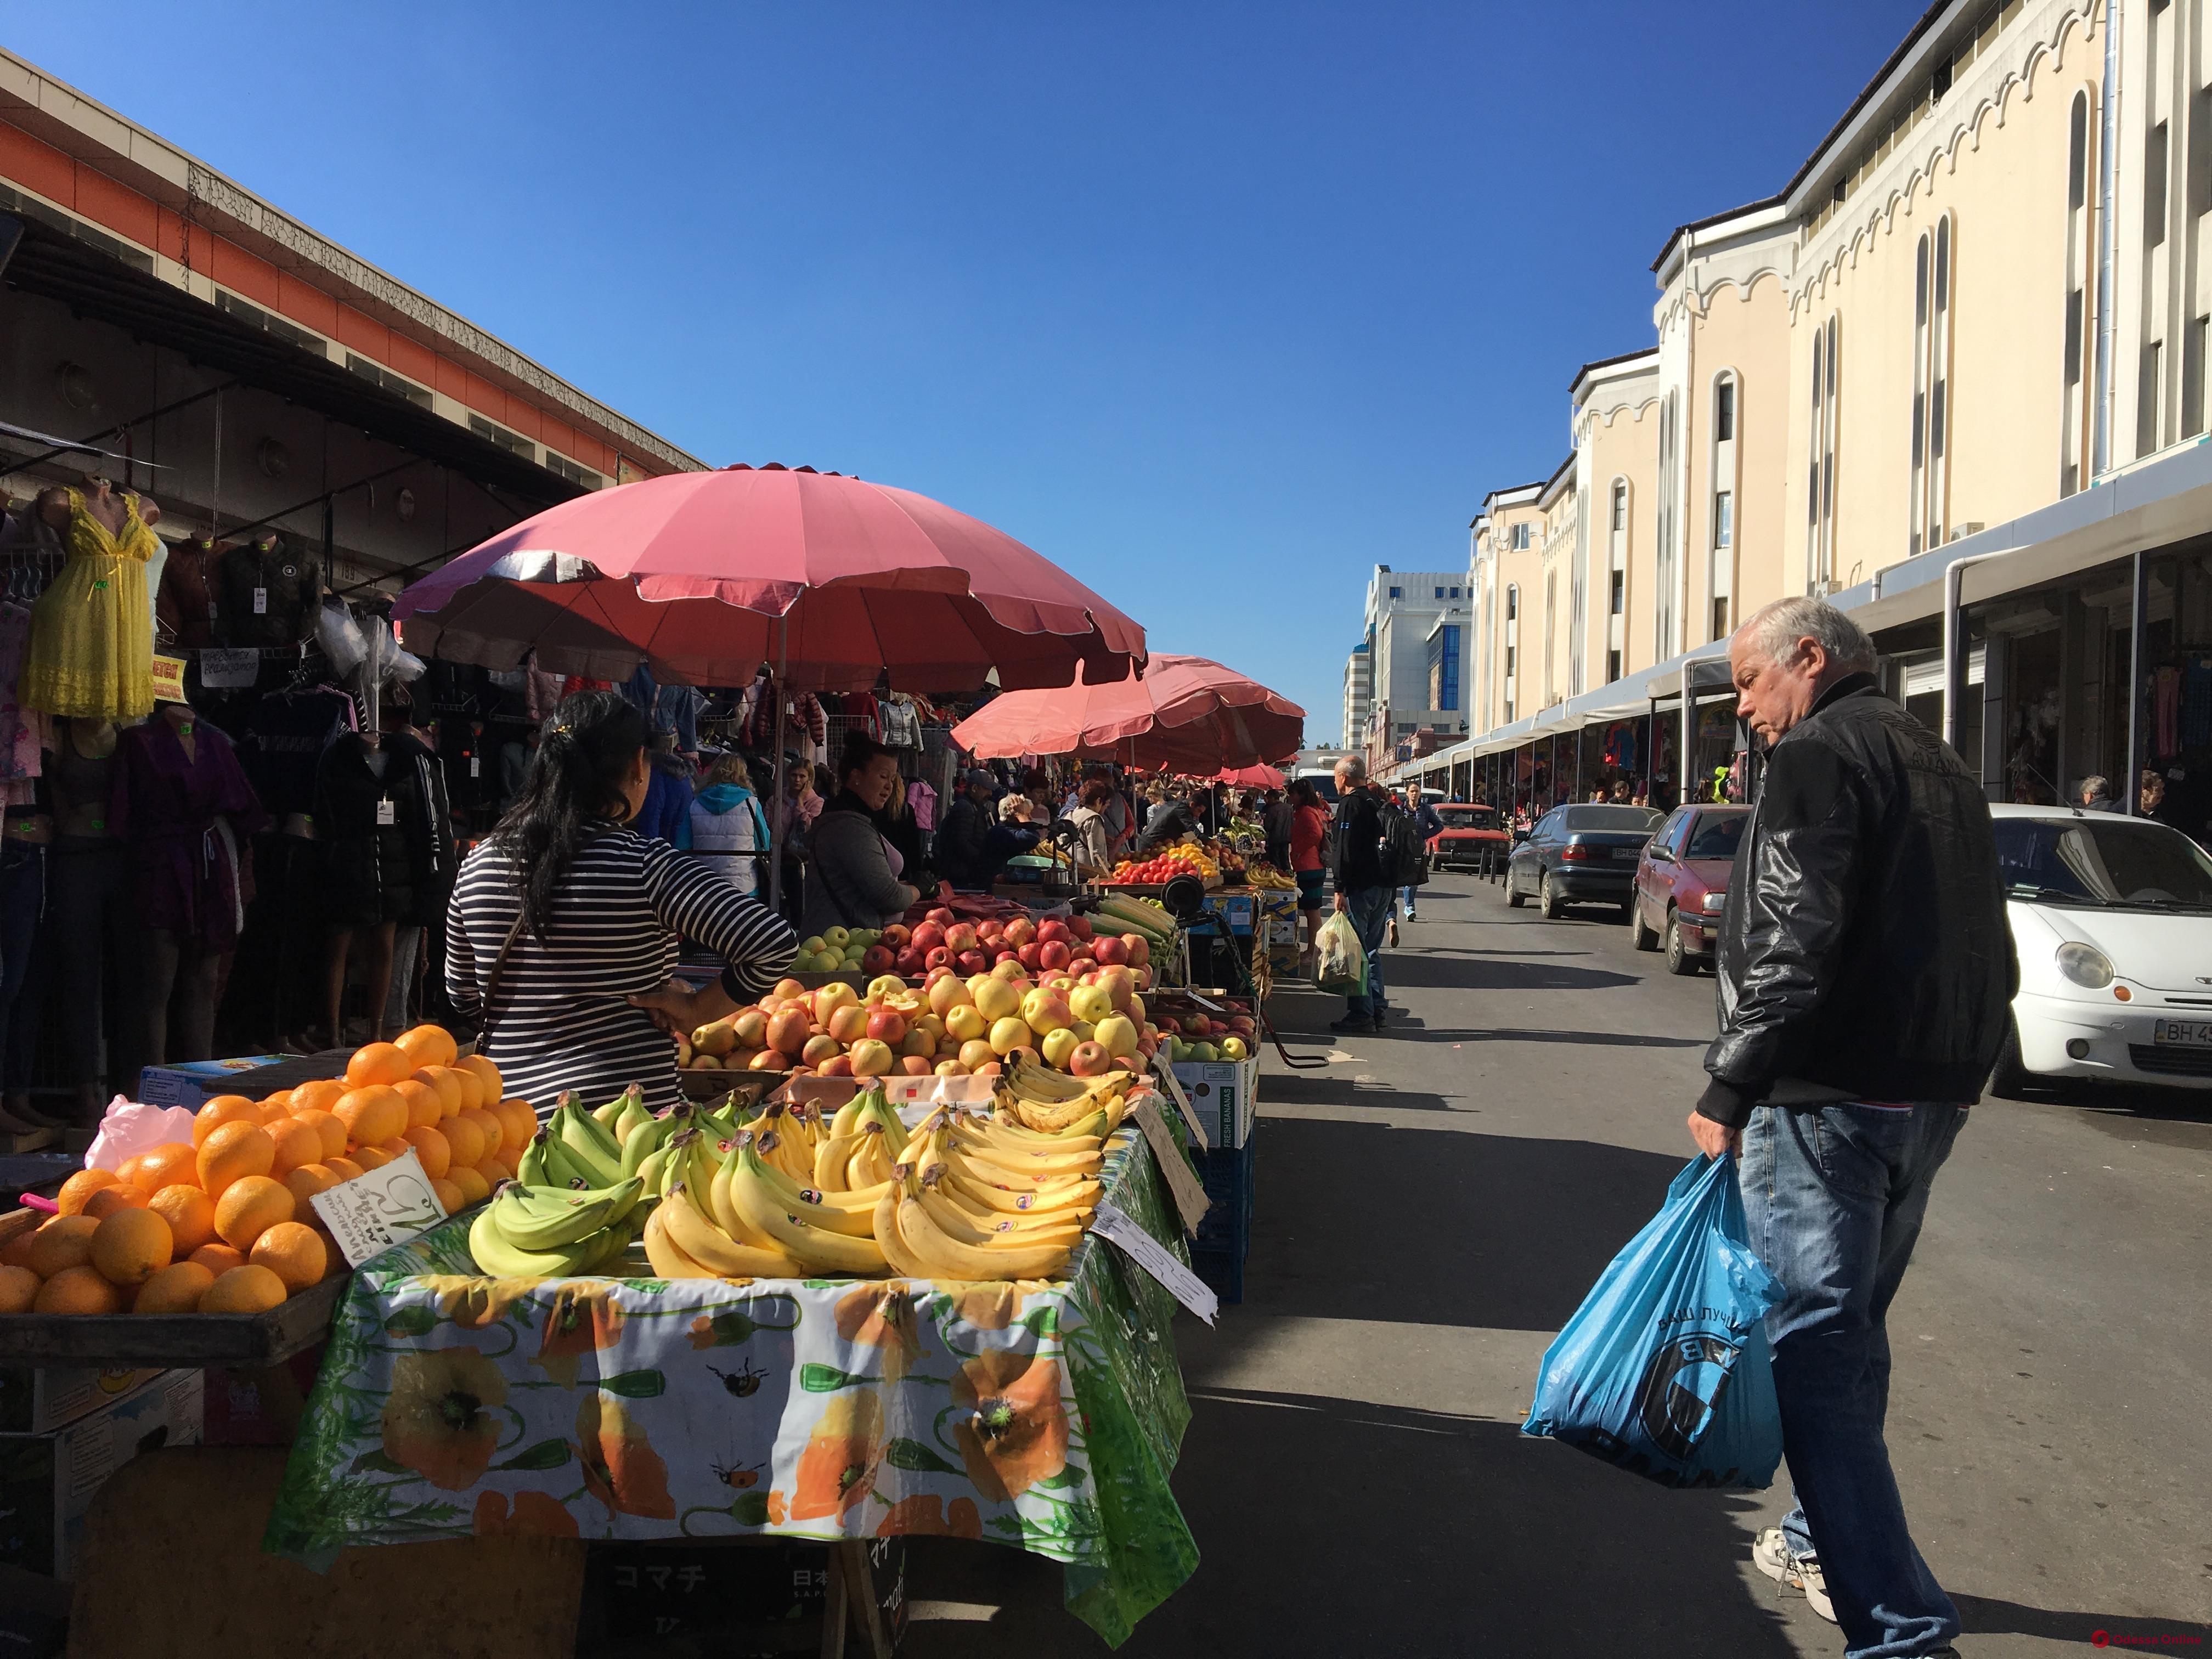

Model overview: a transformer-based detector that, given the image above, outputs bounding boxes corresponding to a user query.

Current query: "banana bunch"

[997,1055,1132,1135]
[811,1087,911,1192]
[872,1114,1096,1282]
[467,1172,648,1277]
[640,1125,808,1279]
[1242,860,1297,890]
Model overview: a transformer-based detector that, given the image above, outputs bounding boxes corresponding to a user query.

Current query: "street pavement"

[904,872,2212,1657]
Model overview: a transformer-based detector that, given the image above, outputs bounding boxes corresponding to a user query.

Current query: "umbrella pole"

[769,615,788,917]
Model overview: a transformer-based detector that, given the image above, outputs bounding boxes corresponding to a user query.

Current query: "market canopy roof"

[949,654,1302,774]
[389,464,1147,692]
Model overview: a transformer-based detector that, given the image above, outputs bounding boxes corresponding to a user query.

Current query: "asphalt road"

[904,872,2212,1657]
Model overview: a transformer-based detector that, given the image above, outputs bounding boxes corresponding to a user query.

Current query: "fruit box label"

[1171,1060,1255,1149]
[311,1150,449,1268]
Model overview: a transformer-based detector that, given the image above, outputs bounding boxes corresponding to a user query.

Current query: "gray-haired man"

[1686,597,2014,1659]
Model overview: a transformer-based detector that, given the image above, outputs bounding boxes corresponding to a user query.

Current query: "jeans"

[1398,883,1419,916]
[1739,1101,1968,1659]
[1341,884,1392,1019]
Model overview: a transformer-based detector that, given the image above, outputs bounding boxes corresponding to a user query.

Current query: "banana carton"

[1171,1058,1256,1149]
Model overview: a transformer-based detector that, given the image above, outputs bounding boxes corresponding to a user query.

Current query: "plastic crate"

[1190,1244,1246,1305]
[1193,1142,1254,1252]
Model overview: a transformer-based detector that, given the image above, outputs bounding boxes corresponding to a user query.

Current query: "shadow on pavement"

[1256,1073,1463,1112]
[1377,1025,1709,1049]
[1242,1116,1681,1331]
[1951,1593,2211,1646]
[904,1393,1799,1659]
[1375,952,1639,992]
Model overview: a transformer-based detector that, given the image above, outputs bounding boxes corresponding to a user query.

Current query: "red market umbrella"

[949,654,1302,774]
[1211,763,1285,789]
[390,464,1146,693]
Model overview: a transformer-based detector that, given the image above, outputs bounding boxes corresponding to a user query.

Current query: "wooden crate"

[0,1208,347,1369]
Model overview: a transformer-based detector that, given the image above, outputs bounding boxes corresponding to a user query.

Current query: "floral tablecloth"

[263,1132,1200,1647]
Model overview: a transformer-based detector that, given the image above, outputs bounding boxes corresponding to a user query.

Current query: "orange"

[459,1106,504,1158]
[22,1216,99,1278]
[89,1207,173,1287]
[345,1042,414,1089]
[248,1223,328,1292]
[131,1143,200,1194]
[113,1154,149,1190]
[290,1077,347,1116]
[394,1023,459,1071]
[334,1086,406,1150]
[458,1054,504,1107]
[0,1228,38,1271]
[292,1108,347,1161]
[198,1265,288,1313]
[469,1159,506,1195]
[0,1263,39,1312]
[193,1095,262,1147]
[33,1264,124,1314]
[213,1176,295,1251]
[495,1099,538,1152]
[431,1177,466,1216]
[394,1079,443,1131]
[188,1242,248,1276]
[414,1067,465,1119]
[445,1165,491,1206]
[268,1118,325,1177]
[260,1089,295,1113]
[82,1186,148,1221]
[198,1121,276,1198]
[439,1113,486,1171]
[133,1261,216,1313]
[149,1185,219,1254]
[349,1146,393,1172]
[485,1147,521,1182]
[56,1167,121,1217]
[323,1156,365,1182]
[284,1164,342,1213]
[400,1124,452,1182]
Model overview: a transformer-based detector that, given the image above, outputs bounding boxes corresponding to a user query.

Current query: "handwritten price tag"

[1130,1097,1211,1236]
[311,1149,449,1267]
[1090,1200,1217,1325]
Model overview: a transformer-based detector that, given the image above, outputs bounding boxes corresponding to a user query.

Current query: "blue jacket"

[633,756,693,844]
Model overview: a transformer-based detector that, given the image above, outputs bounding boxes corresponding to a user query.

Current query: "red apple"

[911,922,945,955]
[995,950,1021,967]
[866,1008,910,1045]
[926,946,953,970]
[978,920,1004,946]
[945,922,979,953]
[1122,933,1152,967]
[1158,1015,1182,1035]
[819,1054,854,1077]
[1093,936,1129,967]
[1005,917,1036,948]
[1037,918,1070,946]
[924,964,955,986]
[894,948,925,975]
[899,1054,933,1076]
[1069,915,1094,942]
[1039,940,1071,971]
[957,949,990,975]
[926,907,955,929]
[1068,1040,1113,1077]
[1017,942,1043,971]
[861,945,896,974]
[883,923,912,949]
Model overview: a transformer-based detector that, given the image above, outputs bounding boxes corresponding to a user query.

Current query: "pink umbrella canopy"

[1211,763,1286,789]
[950,654,1303,774]
[389,464,1146,692]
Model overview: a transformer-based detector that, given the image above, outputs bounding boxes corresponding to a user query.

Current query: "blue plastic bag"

[1522,1154,1786,1489]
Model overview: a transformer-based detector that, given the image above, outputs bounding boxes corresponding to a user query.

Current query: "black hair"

[495,690,648,940]
[1287,778,1319,809]
[837,733,894,791]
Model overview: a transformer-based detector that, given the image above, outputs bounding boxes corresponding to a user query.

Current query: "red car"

[1630,804,1750,973]
[1427,802,1511,874]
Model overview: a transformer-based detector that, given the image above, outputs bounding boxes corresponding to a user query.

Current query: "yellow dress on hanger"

[19,487,159,719]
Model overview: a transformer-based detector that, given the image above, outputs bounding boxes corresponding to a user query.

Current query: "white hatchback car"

[1989,804,2212,1092]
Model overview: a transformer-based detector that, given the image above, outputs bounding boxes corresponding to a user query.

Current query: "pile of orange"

[0,1025,530,1318]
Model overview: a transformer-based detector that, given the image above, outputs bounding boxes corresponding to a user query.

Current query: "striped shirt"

[445,825,797,1115]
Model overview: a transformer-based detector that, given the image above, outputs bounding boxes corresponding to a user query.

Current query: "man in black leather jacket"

[1688,597,2012,1659]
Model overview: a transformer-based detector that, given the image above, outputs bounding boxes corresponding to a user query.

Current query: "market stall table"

[262,1122,1202,1649]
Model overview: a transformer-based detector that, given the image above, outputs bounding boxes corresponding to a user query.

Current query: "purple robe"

[110,718,269,951]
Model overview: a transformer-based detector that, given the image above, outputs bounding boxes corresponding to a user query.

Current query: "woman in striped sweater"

[445,691,797,1116]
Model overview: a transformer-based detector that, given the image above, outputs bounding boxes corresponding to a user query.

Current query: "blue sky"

[12,2,1929,743]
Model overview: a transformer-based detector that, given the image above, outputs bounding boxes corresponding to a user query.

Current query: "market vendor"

[445,691,798,1114]
[1135,786,1198,853]
[800,735,922,936]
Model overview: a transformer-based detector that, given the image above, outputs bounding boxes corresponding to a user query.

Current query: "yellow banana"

[659,1183,805,1278]
[735,1142,888,1238]
[847,1125,896,1189]
[919,1180,1084,1248]
[966,1111,1102,1153]
[949,1127,1102,1178]
[943,1164,1099,1217]
[812,1132,861,1192]
[642,1203,718,1278]
[874,1172,939,1280]
[896,1180,1070,1282]
[725,1139,889,1274]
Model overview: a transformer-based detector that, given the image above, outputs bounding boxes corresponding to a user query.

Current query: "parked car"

[1989,804,2212,1092]
[1631,804,1750,974]
[1505,804,1666,918]
[1428,802,1511,874]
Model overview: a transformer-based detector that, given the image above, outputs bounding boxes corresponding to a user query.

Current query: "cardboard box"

[136,1056,289,1111]
[0,1367,166,1437]
[1172,1058,1256,1149]
[590,1536,906,1650]
[0,1369,203,1578]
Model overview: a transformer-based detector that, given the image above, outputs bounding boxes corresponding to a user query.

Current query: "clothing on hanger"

[237,685,355,819]
[156,539,223,651]
[111,716,268,951]
[217,537,324,648]
[19,488,160,719]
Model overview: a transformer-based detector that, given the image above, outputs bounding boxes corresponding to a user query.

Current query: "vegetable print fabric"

[264,1138,1198,1649]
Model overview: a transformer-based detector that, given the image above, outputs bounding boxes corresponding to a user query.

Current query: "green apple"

[1068,983,1115,1025]
[1040,1027,1081,1069]
[823,926,851,947]
[1220,1036,1250,1060]
[1093,1013,1138,1058]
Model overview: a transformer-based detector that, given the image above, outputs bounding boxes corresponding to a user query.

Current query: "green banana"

[636,1144,673,1197]
[620,1107,679,1179]
[613,1092,653,1147]
[556,1102,624,1186]
[591,1087,629,1131]
[517,1130,555,1187]
[468,1206,593,1277]
[493,1177,646,1250]
[531,1125,594,1190]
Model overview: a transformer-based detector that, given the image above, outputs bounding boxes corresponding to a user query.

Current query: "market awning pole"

[768,614,789,915]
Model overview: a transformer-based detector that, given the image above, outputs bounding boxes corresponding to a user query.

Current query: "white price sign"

[1090,1200,1217,1325]
[310,1149,450,1267]
[1129,1097,1211,1236]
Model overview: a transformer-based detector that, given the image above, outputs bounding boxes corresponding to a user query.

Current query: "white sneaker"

[1752,1526,1836,1623]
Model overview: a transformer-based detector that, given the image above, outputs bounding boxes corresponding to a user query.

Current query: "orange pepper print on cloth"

[574,1392,675,1519]
[380,1348,509,1491]
[473,1488,581,1537]
[953,1347,1070,1503]
[537,1282,626,1387]
[427,1276,540,1330]
[876,1492,984,1539]
[833,1282,927,1380]
[789,1390,889,1521]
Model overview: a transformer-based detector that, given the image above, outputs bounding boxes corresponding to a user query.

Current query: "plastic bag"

[84,1096,196,1171]
[1313,911,1367,997]
[1522,1154,1785,1489]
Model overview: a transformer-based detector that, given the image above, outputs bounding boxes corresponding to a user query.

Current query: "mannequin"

[41,715,135,1124]
[219,530,322,648]
[20,473,162,720]
[111,696,266,1091]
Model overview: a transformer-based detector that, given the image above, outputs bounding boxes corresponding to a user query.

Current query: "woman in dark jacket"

[311,726,454,1046]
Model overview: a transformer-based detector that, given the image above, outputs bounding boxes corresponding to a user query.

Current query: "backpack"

[1378,797,1430,888]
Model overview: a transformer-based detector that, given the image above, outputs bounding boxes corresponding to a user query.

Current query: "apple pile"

[1158,1008,1257,1064]
[686,950,1165,1080]
[884,906,1154,983]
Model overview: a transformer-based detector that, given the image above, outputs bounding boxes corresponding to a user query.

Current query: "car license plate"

[2152,1018,2212,1048]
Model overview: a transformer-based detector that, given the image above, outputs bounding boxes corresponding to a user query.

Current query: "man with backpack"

[1328,754,1404,1033]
